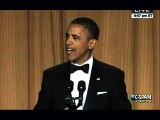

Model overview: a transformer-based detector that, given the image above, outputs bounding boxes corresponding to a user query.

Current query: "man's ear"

[88,39,97,50]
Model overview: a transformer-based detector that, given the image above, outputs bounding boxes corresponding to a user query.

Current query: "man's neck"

[72,55,93,66]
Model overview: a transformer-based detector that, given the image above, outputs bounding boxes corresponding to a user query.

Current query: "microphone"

[77,80,86,108]
[64,80,74,110]
[65,80,73,94]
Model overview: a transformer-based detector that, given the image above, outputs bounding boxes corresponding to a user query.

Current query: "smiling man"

[34,17,132,110]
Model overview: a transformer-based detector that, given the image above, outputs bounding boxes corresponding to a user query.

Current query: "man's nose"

[66,36,73,45]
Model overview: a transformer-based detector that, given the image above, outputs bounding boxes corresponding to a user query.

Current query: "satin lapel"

[83,58,98,110]
[58,61,71,109]
[63,61,71,82]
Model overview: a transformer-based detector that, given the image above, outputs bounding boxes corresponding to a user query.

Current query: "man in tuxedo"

[34,17,132,110]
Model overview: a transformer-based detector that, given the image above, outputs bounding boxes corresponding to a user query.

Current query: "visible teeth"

[67,48,73,51]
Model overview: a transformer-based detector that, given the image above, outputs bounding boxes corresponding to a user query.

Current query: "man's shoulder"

[94,58,124,74]
[44,61,70,73]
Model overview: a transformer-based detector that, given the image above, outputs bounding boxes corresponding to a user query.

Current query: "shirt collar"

[71,55,93,67]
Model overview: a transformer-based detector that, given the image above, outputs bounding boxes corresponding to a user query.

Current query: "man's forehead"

[67,24,89,35]
[68,24,84,30]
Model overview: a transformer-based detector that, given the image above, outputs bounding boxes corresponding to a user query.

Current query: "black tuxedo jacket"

[34,58,132,110]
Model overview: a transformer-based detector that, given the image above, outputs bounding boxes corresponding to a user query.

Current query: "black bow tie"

[70,64,89,74]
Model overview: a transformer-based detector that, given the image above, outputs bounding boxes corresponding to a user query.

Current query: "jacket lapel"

[57,61,71,109]
[83,58,99,110]
[63,61,71,81]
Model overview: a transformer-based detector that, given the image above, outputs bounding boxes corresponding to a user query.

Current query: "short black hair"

[70,17,100,40]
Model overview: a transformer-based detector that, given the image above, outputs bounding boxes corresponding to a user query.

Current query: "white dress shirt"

[70,56,93,110]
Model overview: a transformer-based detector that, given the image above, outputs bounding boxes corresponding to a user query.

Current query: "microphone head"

[78,80,86,92]
[65,80,74,92]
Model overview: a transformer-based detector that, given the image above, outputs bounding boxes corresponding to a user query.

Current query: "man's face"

[65,24,91,64]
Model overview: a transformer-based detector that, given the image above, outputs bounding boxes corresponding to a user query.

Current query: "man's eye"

[73,36,80,40]
[65,35,69,39]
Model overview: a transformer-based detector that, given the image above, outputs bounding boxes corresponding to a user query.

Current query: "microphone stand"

[65,80,86,110]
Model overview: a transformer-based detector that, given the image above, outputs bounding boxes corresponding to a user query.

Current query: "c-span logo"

[131,10,153,18]
[131,94,152,103]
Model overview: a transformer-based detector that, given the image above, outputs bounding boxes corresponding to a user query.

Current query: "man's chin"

[67,57,77,63]
[67,57,74,62]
